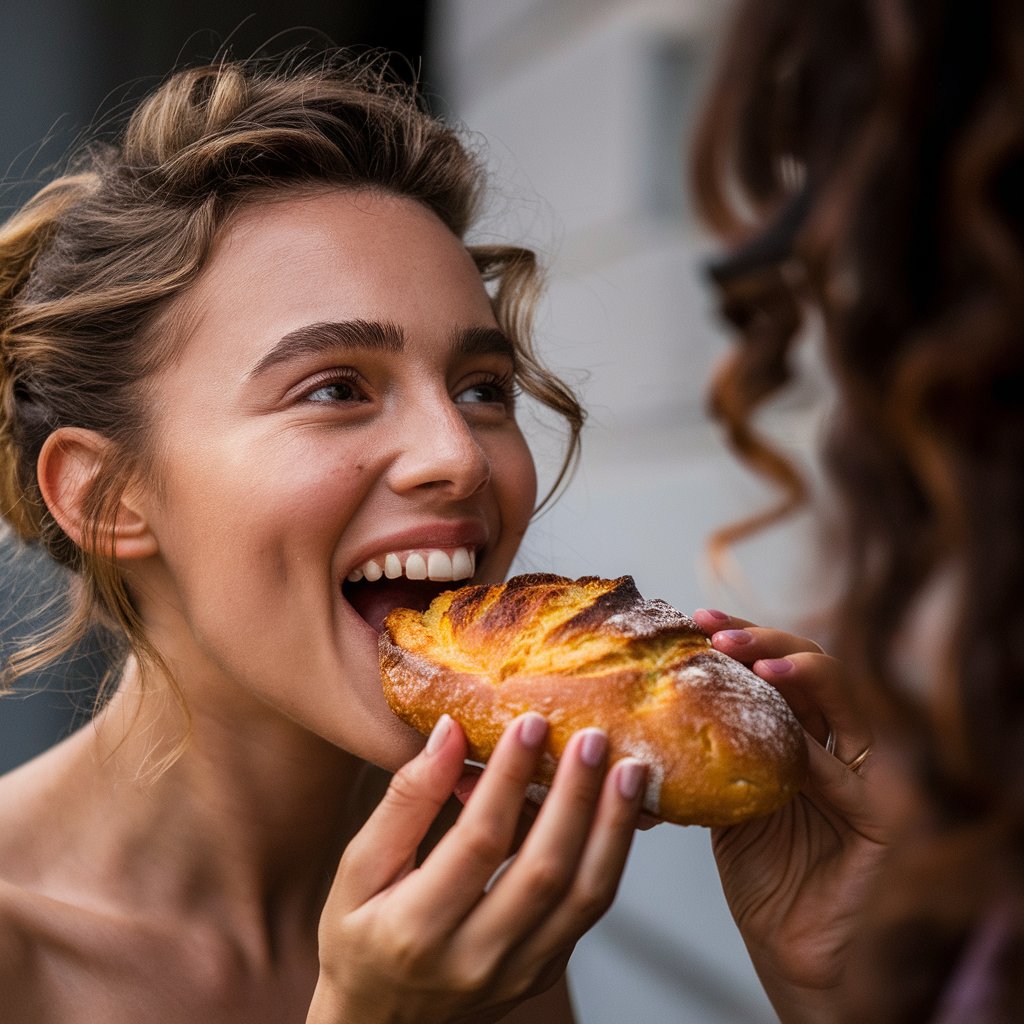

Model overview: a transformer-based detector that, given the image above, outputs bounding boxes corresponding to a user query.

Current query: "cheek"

[151,439,373,581]
[496,434,538,538]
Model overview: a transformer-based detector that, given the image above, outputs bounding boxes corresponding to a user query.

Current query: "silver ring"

[825,728,836,755]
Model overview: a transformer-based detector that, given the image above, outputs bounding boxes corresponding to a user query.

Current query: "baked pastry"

[380,573,807,826]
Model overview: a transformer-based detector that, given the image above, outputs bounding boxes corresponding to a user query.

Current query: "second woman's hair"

[692,1,1024,1018]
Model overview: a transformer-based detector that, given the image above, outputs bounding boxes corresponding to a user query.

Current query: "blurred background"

[1,1,834,1020]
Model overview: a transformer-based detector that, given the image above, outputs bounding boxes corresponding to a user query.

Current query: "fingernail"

[517,713,548,749]
[617,758,645,800]
[578,728,608,768]
[453,772,479,803]
[696,608,729,621]
[425,714,452,756]
[760,657,793,674]
[716,628,753,645]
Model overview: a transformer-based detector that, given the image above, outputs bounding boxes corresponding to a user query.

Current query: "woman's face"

[132,190,537,769]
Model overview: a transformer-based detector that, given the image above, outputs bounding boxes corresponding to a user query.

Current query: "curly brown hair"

[0,52,583,716]
[692,0,1024,1018]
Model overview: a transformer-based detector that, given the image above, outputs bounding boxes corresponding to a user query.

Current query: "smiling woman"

[0,54,644,1023]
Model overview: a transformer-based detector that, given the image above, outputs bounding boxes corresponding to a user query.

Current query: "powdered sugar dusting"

[604,598,701,640]
[674,652,797,757]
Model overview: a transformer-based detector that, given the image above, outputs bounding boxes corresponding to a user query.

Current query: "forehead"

[178,189,498,365]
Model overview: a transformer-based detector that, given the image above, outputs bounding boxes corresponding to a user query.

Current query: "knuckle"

[568,877,616,923]
[459,821,509,866]
[383,762,440,815]
[521,855,571,900]
[384,763,422,805]
[446,952,499,994]
[383,925,434,973]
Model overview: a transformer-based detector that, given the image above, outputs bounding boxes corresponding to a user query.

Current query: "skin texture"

[692,609,892,1024]
[0,191,643,1022]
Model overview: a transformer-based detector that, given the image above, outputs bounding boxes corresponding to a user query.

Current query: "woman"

[0,55,648,1022]
[691,0,1024,1020]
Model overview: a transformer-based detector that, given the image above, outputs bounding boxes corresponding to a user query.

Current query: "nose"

[387,395,491,500]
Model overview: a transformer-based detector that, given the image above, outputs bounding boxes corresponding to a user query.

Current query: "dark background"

[0,0,431,773]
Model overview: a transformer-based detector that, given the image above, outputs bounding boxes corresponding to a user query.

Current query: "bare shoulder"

[0,748,84,1020]
[0,877,48,1018]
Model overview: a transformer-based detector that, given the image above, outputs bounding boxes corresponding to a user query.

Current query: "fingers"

[755,653,871,764]
[465,729,613,942]
[530,756,645,933]
[693,608,825,662]
[326,714,468,915]
[479,756,645,980]
[693,607,873,770]
[398,712,553,927]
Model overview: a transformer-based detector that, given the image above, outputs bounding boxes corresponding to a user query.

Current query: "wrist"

[754,968,844,1024]
[306,974,358,1024]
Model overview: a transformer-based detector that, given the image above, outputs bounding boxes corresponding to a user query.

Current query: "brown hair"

[693,0,1024,1018]
[0,52,583,707]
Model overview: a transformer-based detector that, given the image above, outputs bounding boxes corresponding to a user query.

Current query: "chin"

[360,709,428,773]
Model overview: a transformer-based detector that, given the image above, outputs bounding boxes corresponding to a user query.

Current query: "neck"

[62,660,371,938]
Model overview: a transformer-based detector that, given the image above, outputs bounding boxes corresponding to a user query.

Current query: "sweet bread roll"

[380,573,807,826]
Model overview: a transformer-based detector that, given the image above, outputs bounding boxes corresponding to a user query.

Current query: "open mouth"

[342,546,478,633]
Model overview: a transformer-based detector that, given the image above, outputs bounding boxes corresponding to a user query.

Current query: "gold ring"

[824,728,870,772]
[844,746,872,773]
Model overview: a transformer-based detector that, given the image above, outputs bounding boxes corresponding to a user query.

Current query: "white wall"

[428,2,833,1021]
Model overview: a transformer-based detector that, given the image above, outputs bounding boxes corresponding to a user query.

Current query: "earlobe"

[37,427,158,560]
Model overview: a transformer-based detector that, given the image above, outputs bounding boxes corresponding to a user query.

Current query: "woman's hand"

[308,713,645,1024]
[691,609,890,1024]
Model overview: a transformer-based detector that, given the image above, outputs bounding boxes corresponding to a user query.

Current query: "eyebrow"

[247,320,403,378]
[454,325,517,364]
[247,320,516,378]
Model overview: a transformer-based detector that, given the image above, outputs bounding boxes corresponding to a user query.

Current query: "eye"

[301,371,369,404]
[453,374,518,408]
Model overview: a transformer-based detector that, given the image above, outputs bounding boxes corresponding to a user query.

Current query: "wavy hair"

[0,52,583,722]
[692,0,1024,1018]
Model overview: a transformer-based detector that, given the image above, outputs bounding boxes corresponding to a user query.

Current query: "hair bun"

[380,573,808,826]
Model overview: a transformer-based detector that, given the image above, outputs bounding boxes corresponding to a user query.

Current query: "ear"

[37,427,158,560]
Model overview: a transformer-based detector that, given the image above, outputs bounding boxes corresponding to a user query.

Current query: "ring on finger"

[823,728,871,773]
[843,746,872,773]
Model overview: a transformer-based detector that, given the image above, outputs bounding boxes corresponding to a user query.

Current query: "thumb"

[324,715,468,916]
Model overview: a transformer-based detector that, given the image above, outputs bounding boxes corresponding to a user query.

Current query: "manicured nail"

[578,728,608,768]
[717,629,753,645]
[696,608,729,621]
[616,758,645,800]
[760,657,794,674]
[518,713,548,749]
[426,713,452,756]
[453,772,480,803]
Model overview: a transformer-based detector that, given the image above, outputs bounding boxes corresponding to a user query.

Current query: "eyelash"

[300,369,369,404]
[455,370,520,408]
[297,369,520,408]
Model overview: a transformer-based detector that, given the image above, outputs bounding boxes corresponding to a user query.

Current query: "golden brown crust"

[380,573,807,826]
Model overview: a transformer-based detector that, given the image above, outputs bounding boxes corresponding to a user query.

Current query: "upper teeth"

[346,547,476,584]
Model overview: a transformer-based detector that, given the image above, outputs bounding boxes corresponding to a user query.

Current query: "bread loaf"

[380,573,807,826]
